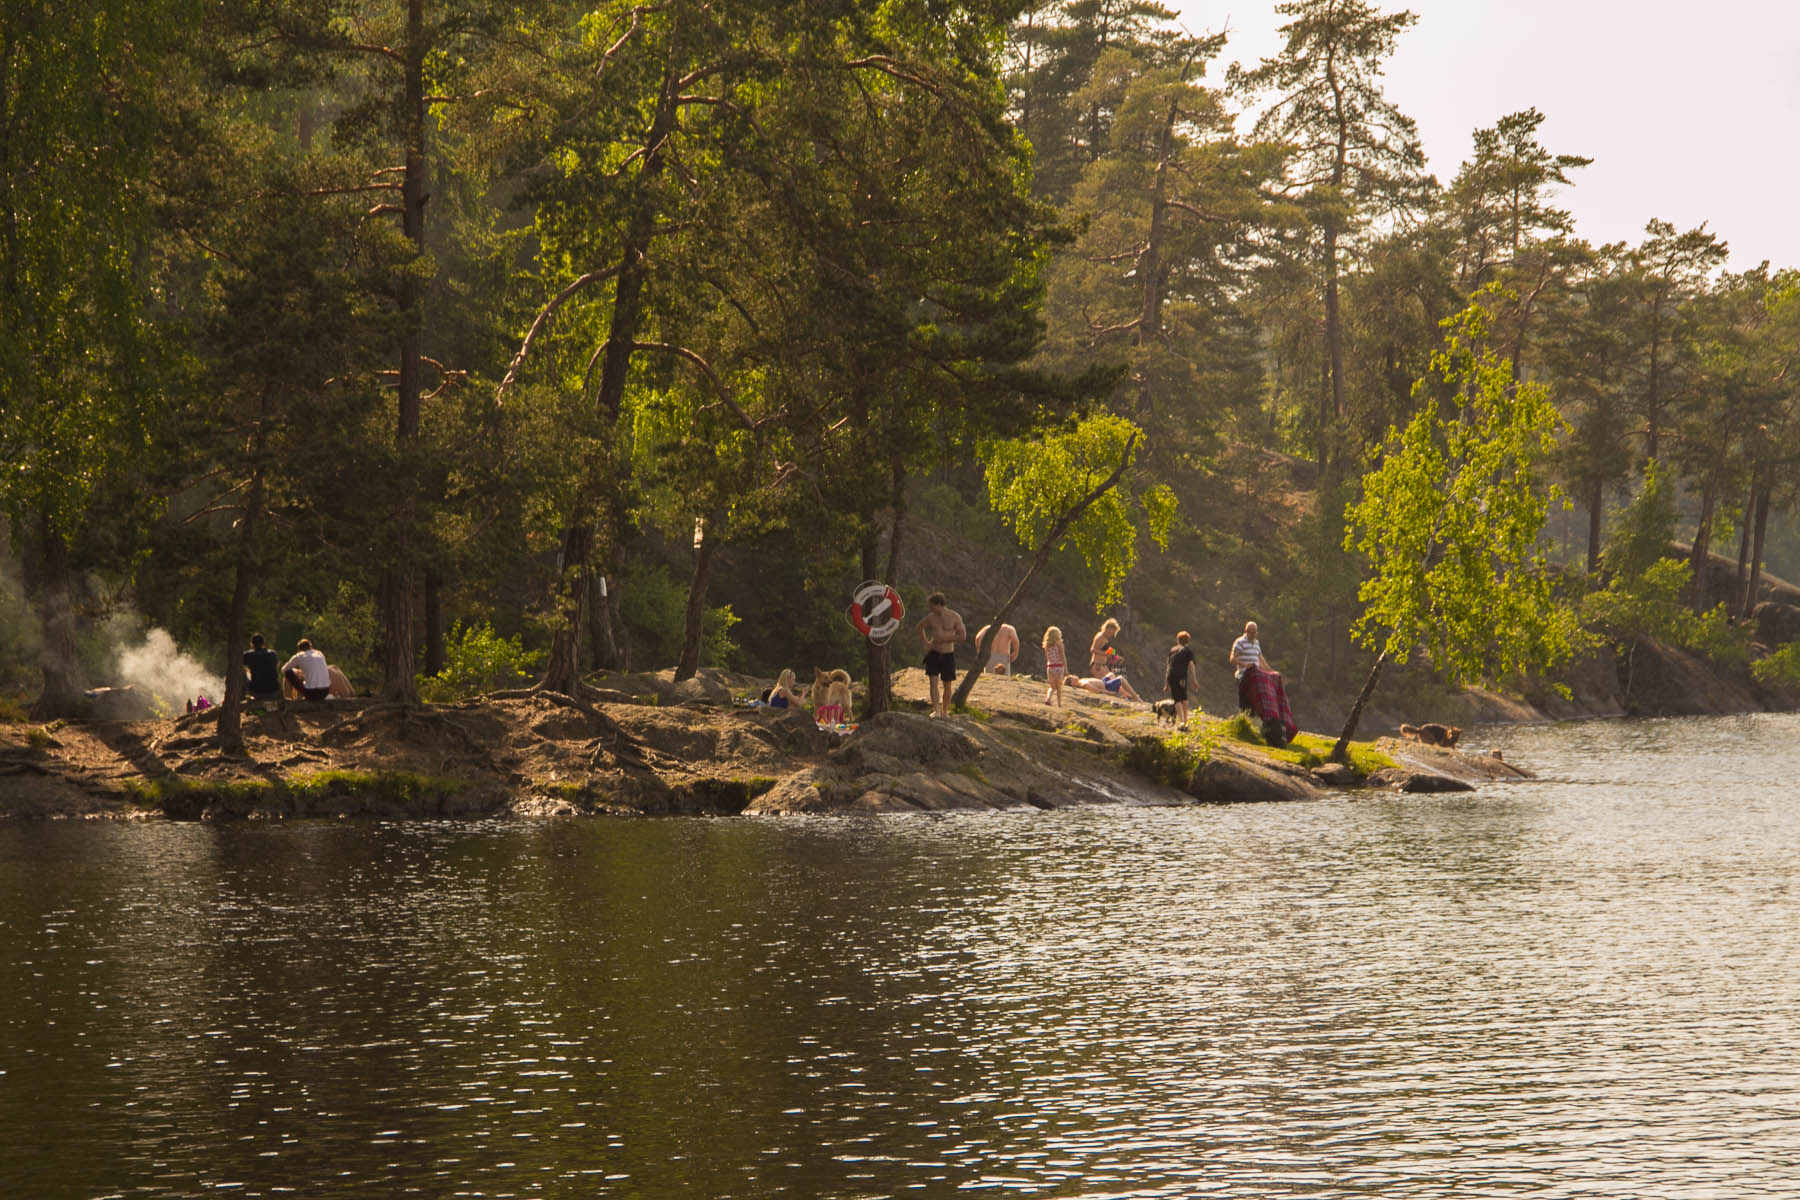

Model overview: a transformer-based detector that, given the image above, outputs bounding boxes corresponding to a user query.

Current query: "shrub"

[418,622,545,702]
[1223,710,1262,744]
[1582,558,1750,666]
[617,563,740,670]
[1752,642,1800,689]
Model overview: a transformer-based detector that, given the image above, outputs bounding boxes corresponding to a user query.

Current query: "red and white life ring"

[846,580,905,644]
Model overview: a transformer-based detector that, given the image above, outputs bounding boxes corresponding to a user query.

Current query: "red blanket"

[1237,666,1297,737]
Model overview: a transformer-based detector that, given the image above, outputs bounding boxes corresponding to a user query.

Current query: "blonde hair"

[1042,626,1063,648]
[1101,618,1120,635]
[776,668,795,691]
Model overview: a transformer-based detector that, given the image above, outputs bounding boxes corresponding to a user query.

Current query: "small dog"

[1399,722,1462,748]
[1151,699,1179,726]
[811,667,853,724]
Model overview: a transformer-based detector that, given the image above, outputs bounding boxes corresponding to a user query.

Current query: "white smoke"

[114,627,225,715]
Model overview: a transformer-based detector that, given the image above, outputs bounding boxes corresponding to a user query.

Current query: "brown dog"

[1399,722,1462,747]
[811,667,853,723]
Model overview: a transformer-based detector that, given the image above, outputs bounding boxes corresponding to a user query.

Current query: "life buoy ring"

[846,580,905,644]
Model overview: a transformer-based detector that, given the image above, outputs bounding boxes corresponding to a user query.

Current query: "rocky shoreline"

[0,667,1542,822]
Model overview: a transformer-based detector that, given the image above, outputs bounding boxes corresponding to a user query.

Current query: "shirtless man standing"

[974,622,1021,675]
[916,591,966,717]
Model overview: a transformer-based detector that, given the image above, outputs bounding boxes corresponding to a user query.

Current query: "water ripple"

[1,714,1797,1196]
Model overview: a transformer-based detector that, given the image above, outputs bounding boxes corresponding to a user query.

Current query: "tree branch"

[496,268,623,400]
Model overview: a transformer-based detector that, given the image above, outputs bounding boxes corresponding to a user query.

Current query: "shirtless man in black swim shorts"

[916,591,966,718]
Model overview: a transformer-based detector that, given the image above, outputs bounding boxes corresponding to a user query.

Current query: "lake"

[2,713,1796,1198]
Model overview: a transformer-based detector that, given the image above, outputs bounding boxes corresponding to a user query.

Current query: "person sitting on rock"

[282,638,333,702]
[243,633,281,702]
[767,669,799,710]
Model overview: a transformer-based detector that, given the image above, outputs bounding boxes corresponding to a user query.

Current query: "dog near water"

[1399,722,1462,748]
[1151,698,1179,726]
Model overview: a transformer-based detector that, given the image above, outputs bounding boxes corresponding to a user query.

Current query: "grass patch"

[0,696,29,724]
[1267,732,1395,775]
[1222,711,1261,744]
[953,702,994,722]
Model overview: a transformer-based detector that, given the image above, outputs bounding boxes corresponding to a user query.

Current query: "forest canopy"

[2,0,1796,727]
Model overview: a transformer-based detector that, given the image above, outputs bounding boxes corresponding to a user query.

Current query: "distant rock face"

[1753,601,1800,649]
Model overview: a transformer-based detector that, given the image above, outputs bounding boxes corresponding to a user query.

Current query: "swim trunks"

[923,649,957,681]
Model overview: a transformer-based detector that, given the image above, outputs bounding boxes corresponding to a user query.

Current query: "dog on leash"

[1399,722,1462,748]
[1151,698,1179,726]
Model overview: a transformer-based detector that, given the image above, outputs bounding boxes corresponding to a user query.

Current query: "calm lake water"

[3,713,1797,1198]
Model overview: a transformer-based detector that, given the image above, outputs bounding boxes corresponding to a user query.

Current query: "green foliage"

[297,584,381,688]
[0,696,27,724]
[1122,724,1217,788]
[1345,296,1575,687]
[1223,710,1262,743]
[1600,460,1680,582]
[979,413,1175,610]
[1583,559,1749,666]
[618,564,740,671]
[1752,643,1800,689]
[1275,732,1394,775]
[418,622,545,702]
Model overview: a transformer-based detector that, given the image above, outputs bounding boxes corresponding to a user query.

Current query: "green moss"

[953,702,993,721]
[0,697,29,724]
[1267,732,1395,775]
[123,770,467,816]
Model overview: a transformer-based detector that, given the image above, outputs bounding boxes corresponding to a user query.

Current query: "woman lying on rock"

[1067,673,1141,702]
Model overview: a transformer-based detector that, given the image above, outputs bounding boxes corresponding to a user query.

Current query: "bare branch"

[496,268,623,400]
[630,341,756,431]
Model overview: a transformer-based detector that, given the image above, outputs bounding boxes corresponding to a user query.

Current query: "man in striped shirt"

[1229,621,1265,678]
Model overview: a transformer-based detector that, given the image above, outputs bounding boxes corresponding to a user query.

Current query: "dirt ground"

[0,664,1537,822]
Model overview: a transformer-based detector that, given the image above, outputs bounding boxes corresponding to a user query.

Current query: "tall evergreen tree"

[1233,0,1432,471]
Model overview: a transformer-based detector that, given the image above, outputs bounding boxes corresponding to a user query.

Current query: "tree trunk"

[1330,648,1387,763]
[380,0,429,704]
[1743,485,1771,618]
[27,514,83,720]
[1687,484,1715,613]
[217,462,266,755]
[1322,221,1345,463]
[1586,476,1605,575]
[674,519,716,682]
[424,566,444,678]
[859,521,891,717]
[543,522,593,694]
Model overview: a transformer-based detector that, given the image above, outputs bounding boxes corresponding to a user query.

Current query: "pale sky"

[1176,0,1800,270]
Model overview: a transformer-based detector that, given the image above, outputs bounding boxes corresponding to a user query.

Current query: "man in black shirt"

[243,633,281,701]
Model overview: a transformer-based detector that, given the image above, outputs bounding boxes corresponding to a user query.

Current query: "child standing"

[1042,626,1067,706]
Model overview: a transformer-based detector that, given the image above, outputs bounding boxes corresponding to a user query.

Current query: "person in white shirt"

[283,639,333,701]
[1229,621,1267,678]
